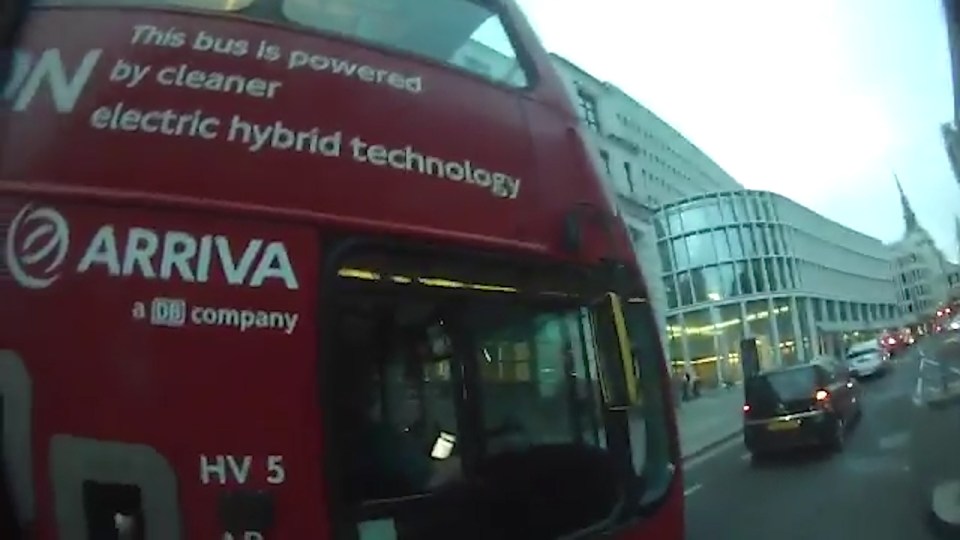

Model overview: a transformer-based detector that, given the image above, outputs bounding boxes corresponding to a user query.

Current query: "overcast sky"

[517,0,960,262]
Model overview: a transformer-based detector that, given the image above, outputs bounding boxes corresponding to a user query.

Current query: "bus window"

[469,307,606,454]
[330,300,463,503]
[34,0,256,10]
[328,246,659,537]
[279,0,528,86]
[36,0,529,86]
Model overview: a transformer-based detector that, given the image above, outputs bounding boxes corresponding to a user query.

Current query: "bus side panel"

[0,197,328,538]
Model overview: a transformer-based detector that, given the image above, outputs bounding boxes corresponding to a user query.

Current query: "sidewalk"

[918,334,960,538]
[677,383,745,460]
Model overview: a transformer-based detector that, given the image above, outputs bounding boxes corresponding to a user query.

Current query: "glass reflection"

[713,230,732,262]
[664,276,678,309]
[727,228,744,259]
[744,299,776,371]
[687,232,718,267]
[673,238,690,269]
[677,272,695,306]
[716,303,745,384]
[754,227,770,255]
[718,197,735,223]
[769,225,781,254]
[732,195,747,221]
[667,210,682,235]
[826,300,837,322]
[797,298,813,361]
[742,226,757,255]
[751,197,765,222]
[777,259,790,289]
[658,241,674,273]
[774,297,796,365]
[765,259,779,291]
[654,215,667,239]
[718,263,737,297]
[667,315,684,376]
[752,260,768,293]
[683,308,720,388]
[698,267,724,303]
[737,261,754,294]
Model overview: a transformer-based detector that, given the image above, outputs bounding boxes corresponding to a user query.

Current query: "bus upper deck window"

[34,0,254,10]
[281,0,529,87]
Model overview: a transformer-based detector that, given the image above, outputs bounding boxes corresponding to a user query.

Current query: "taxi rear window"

[746,368,819,403]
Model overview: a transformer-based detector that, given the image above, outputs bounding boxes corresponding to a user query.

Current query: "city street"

[684,334,960,540]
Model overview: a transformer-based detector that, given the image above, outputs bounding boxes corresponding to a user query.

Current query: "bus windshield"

[38,0,529,86]
[325,243,667,537]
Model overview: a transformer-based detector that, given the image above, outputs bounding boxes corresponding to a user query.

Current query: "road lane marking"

[684,435,744,470]
[914,373,925,406]
[740,452,751,461]
[684,483,702,497]
[878,432,909,450]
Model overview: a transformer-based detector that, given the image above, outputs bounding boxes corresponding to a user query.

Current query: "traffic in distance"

[686,318,960,540]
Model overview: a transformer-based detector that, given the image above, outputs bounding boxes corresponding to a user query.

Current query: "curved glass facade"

[657,191,900,388]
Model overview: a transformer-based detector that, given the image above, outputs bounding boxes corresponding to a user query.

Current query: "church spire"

[895,174,919,234]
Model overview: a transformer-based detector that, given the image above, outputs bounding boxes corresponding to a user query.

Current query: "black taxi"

[742,358,861,460]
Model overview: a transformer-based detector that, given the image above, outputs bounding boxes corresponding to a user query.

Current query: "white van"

[845,339,890,378]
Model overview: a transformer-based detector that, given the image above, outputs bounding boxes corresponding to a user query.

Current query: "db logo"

[4,204,70,289]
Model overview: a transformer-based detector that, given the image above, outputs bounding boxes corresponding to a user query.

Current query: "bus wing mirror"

[590,292,639,409]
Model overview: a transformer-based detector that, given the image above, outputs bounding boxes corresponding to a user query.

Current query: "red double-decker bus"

[0,1,682,538]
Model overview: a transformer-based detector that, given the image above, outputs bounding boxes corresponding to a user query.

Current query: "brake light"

[815,389,829,401]
[742,404,751,412]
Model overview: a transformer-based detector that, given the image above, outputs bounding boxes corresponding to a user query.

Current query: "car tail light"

[814,389,833,411]
[742,404,751,413]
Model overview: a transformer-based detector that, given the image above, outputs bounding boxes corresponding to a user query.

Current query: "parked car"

[845,339,890,378]
[743,359,861,460]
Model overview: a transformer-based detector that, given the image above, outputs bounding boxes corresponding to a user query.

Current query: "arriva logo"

[4,203,299,290]
[5,204,71,289]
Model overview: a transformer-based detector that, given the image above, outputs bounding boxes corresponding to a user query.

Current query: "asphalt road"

[684,333,960,540]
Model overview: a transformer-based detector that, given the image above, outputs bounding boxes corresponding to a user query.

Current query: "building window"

[599,150,611,175]
[624,162,634,193]
[576,90,600,133]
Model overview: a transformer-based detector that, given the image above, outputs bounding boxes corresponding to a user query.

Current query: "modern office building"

[656,190,902,388]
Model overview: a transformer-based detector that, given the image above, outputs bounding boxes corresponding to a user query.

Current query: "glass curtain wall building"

[658,190,901,388]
